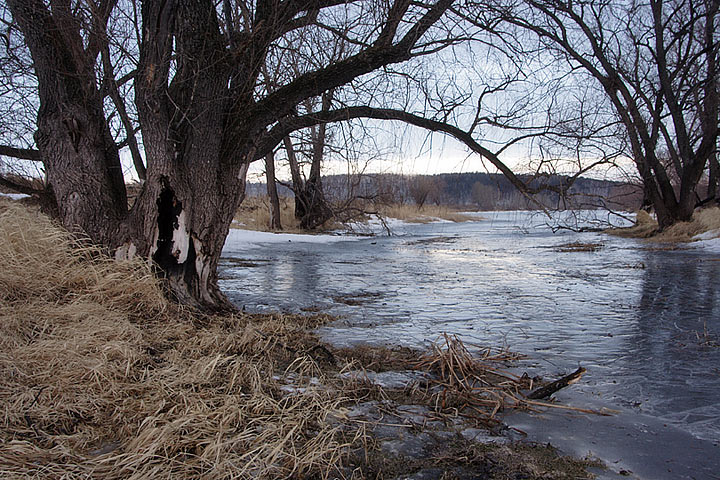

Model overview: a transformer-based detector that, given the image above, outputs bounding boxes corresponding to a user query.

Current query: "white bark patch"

[171,210,190,263]
[237,162,249,181]
[114,242,137,261]
[192,236,213,303]
[149,227,159,260]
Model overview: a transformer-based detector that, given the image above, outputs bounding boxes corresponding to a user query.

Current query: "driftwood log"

[527,367,587,400]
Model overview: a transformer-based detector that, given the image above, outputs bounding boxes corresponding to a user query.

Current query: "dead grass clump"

[607,209,658,238]
[654,206,720,242]
[429,438,603,480]
[333,345,423,372]
[0,201,363,479]
[554,242,604,252]
[412,334,609,427]
[415,334,531,426]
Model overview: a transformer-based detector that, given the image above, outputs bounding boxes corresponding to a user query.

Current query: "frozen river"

[220,211,720,479]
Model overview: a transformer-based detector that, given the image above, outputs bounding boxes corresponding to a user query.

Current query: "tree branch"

[245,0,454,132]
[0,174,43,196]
[254,106,539,200]
[0,145,42,162]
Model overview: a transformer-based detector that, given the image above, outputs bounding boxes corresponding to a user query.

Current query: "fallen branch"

[526,367,586,399]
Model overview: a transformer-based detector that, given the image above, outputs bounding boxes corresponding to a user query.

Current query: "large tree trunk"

[122,161,249,310]
[708,153,719,202]
[10,0,456,311]
[125,0,253,310]
[11,0,251,311]
[9,0,128,247]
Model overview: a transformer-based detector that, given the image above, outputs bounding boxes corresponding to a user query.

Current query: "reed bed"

[233,195,475,233]
[375,204,476,224]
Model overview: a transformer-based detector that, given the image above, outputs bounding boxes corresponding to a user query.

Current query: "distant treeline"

[247,172,642,211]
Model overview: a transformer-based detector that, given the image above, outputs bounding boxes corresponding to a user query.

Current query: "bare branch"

[0,145,42,162]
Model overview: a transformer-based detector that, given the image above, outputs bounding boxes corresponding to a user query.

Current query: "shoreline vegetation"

[235,193,720,247]
[234,195,479,233]
[606,206,720,243]
[0,198,605,479]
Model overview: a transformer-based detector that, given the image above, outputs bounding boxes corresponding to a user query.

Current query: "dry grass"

[413,335,611,426]
[377,204,476,223]
[655,206,720,242]
[333,345,422,372]
[0,199,605,479]
[608,209,659,238]
[0,198,359,479]
[234,195,303,232]
[414,334,530,426]
[609,207,720,242]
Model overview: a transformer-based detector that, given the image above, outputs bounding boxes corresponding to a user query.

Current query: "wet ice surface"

[220,211,720,479]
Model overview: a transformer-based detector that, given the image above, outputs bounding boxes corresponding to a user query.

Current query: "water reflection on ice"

[219,211,720,477]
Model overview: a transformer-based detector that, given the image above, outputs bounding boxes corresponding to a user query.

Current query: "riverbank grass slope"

[610,206,720,242]
[0,199,355,478]
[234,195,476,232]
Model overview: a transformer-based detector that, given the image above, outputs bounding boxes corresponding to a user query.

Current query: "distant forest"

[247,172,642,212]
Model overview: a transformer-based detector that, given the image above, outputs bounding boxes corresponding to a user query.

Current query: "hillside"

[246,172,641,211]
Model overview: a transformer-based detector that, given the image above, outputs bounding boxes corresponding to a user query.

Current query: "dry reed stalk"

[233,195,301,232]
[414,334,601,425]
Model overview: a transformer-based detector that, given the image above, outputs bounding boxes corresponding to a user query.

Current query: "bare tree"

[264,151,283,230]
[281,90,335,229]
[489,0,720,229]
[3,0,463,309]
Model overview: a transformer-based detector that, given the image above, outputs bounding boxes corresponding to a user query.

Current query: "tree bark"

[265,152,283,230]
[8,0,128,247]
[283,136,307,220]
[708,153,719,202]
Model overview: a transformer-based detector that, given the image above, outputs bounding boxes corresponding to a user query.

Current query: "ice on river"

[222,224,363,255]
[220,210,720,479]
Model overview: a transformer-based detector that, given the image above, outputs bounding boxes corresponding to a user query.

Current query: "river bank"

[220,209,720,479]
[0,198,609,479]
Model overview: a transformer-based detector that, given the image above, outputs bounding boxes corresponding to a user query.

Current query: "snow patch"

[692,237,720,253]
[691,229,720,253]
[0,192,30,200]
[693,228,720,241]
[222,227,363,254]
[114,242,137,260]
